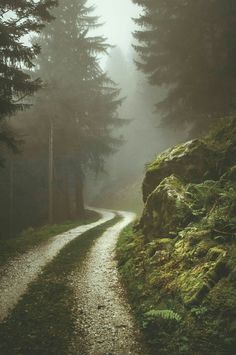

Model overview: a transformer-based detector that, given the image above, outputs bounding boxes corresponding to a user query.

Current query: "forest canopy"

[133,0,236,134]
[0,0,57,151]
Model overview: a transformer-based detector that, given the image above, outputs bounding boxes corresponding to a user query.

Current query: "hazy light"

[91,0,140,54]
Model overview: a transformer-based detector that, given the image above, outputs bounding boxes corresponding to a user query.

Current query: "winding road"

[0,208,114,322]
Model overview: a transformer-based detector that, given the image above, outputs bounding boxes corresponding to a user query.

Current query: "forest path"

[70,211,144,355]
[0,208,115,322]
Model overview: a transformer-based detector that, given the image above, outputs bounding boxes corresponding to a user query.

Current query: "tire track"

[0,208,115,322]
[70,211,145,354]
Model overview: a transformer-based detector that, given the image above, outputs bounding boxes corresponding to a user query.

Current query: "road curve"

[0,208,115,322]
[70,211,145,355]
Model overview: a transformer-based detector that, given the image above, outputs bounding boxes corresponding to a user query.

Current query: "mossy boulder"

[143,117,236,203]
[117,117,236,354]
[140,175,193,239]
[143,139,219,202]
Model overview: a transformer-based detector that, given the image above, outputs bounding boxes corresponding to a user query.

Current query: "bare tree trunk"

[76,176,85,218]
[48,117,54,224]
[9,158,14,237]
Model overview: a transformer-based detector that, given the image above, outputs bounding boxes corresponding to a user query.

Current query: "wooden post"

[48,117,54,224]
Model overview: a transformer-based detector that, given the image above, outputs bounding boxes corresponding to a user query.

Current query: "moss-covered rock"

[117,117,236,354]
[140,175,193,239]
[143,139,219,202]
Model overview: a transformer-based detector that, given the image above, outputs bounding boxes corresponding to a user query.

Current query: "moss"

[117,117,236,354]
[140,175,193,239]
[207,247,226,261]
[143,139,219,203]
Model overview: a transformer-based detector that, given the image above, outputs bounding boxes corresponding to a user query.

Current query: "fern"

[145,309,182,322]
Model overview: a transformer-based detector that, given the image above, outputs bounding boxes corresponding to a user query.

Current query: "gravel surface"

[0,208,115,322]
[70,211,145,355]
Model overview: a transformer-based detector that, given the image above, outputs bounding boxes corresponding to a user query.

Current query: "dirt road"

[0,208,114,322]
[70,211,145,354]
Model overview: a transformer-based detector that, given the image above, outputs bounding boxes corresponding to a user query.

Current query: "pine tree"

[0,0,57,151]
[133,0,236,134]
[20,0,123,221]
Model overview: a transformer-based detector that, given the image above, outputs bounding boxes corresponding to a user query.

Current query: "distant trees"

[0,0,57,152]
[132,0,236,134]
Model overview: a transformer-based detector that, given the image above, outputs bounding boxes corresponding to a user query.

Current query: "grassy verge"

[117,224,195,355]
[117,223,160,354]
[0,215,120,355]
[116,223,145,315]
[117,223,181,354]
[0,209,99,268]
[117,224,236,355]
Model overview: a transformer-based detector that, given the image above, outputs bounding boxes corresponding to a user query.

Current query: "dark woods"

[133,0,236,134]
[0,0,122,237]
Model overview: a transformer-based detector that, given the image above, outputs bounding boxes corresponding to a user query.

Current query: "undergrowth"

[117,224,236,354]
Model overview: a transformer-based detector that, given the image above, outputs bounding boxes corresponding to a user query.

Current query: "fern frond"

[145,309,182,322]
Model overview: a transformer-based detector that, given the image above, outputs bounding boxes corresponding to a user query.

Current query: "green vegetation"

[117,118,236,354]
[0,0,57,154]
[0,210,99,268]
[0,216,119,355]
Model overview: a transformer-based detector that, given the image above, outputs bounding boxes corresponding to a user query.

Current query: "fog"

[0,0,186,238]
[85,2,185,211]
[91,0,140,55]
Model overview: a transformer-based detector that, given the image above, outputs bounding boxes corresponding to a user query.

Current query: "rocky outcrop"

[117,118,236,354]
[142,139,219,202]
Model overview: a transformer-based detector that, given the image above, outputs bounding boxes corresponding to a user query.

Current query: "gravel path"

[0,208,115,322]
[70,211,145,355]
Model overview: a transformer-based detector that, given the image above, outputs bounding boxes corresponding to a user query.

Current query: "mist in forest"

[87,47,186,211]
[91,0,140,55]
[1,2,236,354]
[84,0,186,210]
[0,0,186,237]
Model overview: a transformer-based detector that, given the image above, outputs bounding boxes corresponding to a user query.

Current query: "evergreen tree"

[0,0,57,151]
[20,0,122,221]
[133,0,236,134]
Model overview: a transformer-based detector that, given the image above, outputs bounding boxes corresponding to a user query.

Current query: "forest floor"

[0,209,146,354]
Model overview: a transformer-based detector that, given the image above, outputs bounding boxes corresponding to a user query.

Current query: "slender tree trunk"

[76,176,85,218]
[48,117,54,224]
[9,158,14,237]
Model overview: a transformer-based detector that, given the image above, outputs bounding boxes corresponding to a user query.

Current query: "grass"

[0,215,120,355]
[0,209,99,268]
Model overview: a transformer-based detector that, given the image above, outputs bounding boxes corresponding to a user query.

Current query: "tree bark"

[75,175,85,218]
[48,117,54,224]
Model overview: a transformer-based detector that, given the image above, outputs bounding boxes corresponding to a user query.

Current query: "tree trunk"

[9,158,14,237]
[48,117,54,224]
[75,176,85,218]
